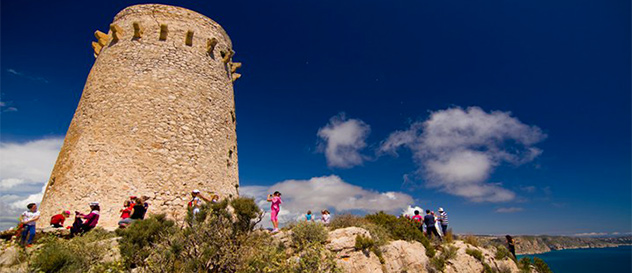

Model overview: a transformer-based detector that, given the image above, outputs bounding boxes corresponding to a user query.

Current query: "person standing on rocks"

[19,203,40,246]
[267,191,282,233]
[438,207,448,234]
[506,235,518,259]
[424,210,441,241]
[412,210,423,230]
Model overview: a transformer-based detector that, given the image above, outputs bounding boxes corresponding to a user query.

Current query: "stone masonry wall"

[39,4,241,228]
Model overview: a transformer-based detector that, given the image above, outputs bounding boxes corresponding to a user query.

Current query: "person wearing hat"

[438,207,448,234]
[50,210,71,228]
[188,189,211,216]
[74,202,100,234]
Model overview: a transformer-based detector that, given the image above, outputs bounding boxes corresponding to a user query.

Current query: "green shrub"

[441,245,458,260]
[117,213,176,268]
[365,212,435,257]
[291,221,328,249]
[518,257,532,273]
[330,214,370,229]
[30,229,115,273]
[465,248,484,262]
[294,243,341,273]
[231,197,263,232]
[362,223,391,247]
[354,235,375,251]
[495,245,514,261]
[430,256,446,272]
[533,257,552,273]
[483,262,493,273]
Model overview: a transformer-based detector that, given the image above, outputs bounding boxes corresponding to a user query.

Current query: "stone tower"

[39,4,241,228]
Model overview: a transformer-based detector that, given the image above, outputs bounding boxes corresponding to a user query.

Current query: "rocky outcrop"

[322,227,521,273]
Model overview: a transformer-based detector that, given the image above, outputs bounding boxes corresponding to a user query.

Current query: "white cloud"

[6,68,49,83]
[240,175,414,228]
[495,207,524,213]
[0,137,63,230]
[401,205,424,218]
[317,114,371,168]
[380,106,546,202]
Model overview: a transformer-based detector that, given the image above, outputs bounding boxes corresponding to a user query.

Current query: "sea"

[518,245,631,273]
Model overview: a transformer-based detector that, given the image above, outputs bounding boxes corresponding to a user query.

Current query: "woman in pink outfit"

[266,191,282,232]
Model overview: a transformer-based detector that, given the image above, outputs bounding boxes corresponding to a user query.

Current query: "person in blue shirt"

[424,210,441,241]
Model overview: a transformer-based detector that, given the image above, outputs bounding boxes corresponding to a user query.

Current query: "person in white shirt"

[20,203,40,246]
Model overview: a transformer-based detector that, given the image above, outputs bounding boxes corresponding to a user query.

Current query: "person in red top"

[411,210,423,230]
[120,200,132,219]
[50,211,70,228]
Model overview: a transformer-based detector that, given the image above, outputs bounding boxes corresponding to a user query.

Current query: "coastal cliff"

[476,235,632,255]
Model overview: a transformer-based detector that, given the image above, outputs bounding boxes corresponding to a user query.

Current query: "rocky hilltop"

[476,235,632,255]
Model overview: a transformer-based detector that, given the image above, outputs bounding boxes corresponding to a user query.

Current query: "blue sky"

[1,0,630,235]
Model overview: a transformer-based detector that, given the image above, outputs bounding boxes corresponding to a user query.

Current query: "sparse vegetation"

[330,214,370,229]
[291,221,329,248]
[443,228,454,243]
[533,257,552,273]
[354,234,385,264]
[30,228,115,273]
[463,234,479,247]
[430,256,446,272]
[116,213,176,268]
[365,211,435,257]
[465,248,484,262]
[495,245,514,261]
[518,257,532,273]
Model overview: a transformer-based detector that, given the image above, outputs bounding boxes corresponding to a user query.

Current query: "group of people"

[117,196,150,228]
[304,210,331,224]
[408,208,449,241]
[18,202,101,246]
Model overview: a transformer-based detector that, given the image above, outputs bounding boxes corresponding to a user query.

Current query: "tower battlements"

[92,4,241,82]
[40,4,242,229]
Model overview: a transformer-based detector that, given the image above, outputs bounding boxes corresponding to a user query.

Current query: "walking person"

[424,210,441,241]
[20,203,40,246]
[267,191,282,233]
[438,207,448,234]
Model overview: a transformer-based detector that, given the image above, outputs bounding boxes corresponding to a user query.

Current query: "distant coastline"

[474,235,632,255]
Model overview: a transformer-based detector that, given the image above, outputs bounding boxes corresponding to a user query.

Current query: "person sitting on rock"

[141,196,151,218]
[50,210,70,228]
[321,209,331,225]
[72,202,100,236]
[118,198,147,228]
[305,210,314,222]
[120,200,133,219]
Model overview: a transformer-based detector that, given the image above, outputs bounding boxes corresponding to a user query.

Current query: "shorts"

[270,209,279,222]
